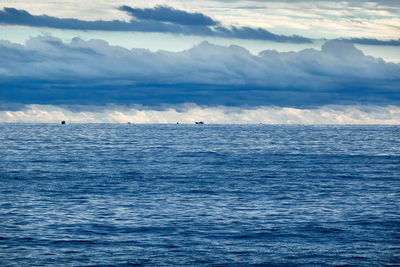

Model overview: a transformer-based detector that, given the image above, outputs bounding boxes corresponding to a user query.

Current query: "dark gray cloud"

[0,7,213,34]
[119,5,218,26]
[4,6,398,46]
[0,7,311,43]
[0,36,399,108]
[216,26,310,43]
[343,38,400,46]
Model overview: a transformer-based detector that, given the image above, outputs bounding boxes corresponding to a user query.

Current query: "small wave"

[50,239,99,245]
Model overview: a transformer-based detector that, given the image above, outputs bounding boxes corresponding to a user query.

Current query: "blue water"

[0,124,399,266]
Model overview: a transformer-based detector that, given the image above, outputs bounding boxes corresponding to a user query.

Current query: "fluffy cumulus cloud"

[0,36,399,108]
[1,104,400,124]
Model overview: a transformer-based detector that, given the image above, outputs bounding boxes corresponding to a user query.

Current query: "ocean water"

[0,124,399,266]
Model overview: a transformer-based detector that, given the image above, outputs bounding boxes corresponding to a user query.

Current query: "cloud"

[215,26,310,43]
[0,7,310,43]
[213,0,400,40]
[0,7,207,33]
[344,38,400,46]
[2,1,400,41]
[119,5,218,26]
[3,6,398,45]
[213,0,400,7]
[1,104,399,124]
[0,36,399,108]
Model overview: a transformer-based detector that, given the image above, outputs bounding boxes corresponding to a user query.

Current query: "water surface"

[0,124,399,265]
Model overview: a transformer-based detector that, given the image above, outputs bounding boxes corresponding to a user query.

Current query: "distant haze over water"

[1,104,399,124]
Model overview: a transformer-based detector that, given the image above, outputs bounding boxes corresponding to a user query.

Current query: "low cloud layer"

[0,7,310,43]
[1,104,399,124]
[0,36,399,108]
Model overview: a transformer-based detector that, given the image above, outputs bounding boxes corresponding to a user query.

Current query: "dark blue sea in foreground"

[0,124,399,266]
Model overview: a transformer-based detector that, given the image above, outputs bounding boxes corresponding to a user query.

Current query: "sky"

[0,0,399,123]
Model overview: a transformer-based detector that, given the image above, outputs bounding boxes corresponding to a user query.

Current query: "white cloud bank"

[1,104,399,124]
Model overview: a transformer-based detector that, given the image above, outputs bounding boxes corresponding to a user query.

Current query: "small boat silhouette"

[61,120,66,125]
[195,121,204,124]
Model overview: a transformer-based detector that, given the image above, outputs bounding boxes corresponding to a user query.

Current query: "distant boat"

[61,120,66,125]
[127,122,131,124]
[195,121,204,124]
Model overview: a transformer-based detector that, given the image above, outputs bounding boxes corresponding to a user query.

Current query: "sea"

[0,124,399,266]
